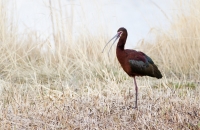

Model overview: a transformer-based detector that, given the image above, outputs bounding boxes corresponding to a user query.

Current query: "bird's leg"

[133,77,138,109]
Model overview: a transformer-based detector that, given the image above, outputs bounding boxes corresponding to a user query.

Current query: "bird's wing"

[127,51,149,70]
[128,59,149,71]
[143,53,154,64]
[126,50,162,78]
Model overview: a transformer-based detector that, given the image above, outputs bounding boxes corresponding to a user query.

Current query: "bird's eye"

[118,31,123,36]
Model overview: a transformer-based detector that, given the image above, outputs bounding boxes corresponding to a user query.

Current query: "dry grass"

[139,0,200,80]
[0,0,200,129]
[1,80,200,129]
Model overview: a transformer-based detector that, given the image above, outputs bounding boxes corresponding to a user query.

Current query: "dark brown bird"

[102,27,162,108]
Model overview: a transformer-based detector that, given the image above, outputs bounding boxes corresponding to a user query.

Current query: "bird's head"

[102,27,127,55]
[117,27,127,39]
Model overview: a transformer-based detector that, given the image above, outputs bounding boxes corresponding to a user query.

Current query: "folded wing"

[128,51,162,79]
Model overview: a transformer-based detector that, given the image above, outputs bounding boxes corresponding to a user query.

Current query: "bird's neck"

[116,39,126,64]
[117,38,126,50]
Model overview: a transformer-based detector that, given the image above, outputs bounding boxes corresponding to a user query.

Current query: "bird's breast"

[117,55,132,76]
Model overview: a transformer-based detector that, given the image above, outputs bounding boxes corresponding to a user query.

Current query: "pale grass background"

[12,0,174,47]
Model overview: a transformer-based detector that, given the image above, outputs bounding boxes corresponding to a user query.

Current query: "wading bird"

[102,27,162,108]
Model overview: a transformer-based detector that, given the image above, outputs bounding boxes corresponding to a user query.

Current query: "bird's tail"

[152,64,162,79]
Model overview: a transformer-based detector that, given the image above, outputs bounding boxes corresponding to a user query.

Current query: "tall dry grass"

[139,0,200,80]
[0,0,199,129]
[0,0,124,86]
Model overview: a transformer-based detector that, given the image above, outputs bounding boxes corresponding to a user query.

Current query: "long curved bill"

[102,32,121,56]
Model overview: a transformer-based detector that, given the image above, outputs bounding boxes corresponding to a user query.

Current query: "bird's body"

[102,27,162,108]
[117,49,162,79]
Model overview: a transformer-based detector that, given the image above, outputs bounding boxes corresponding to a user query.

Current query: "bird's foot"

[132,105,138,109]
[133,106,138,109]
